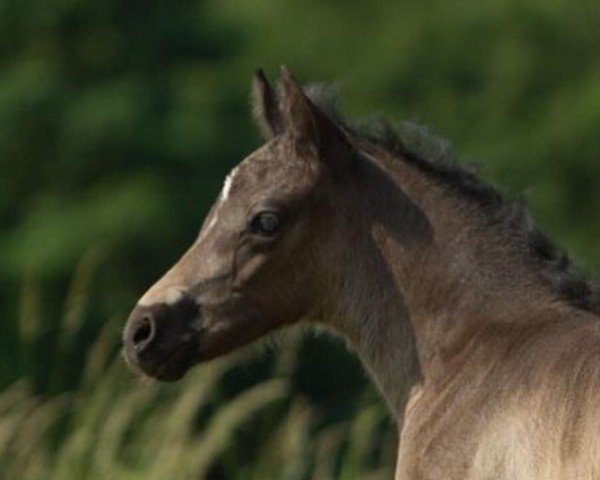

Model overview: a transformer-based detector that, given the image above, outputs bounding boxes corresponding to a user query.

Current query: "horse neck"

[322,144,564,415]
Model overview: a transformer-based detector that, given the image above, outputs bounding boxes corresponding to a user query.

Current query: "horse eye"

[250,212,281,236]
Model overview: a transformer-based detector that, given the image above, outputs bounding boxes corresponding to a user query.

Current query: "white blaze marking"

[138,285,185,307]
[165,287,185,305]
[221,173,234,201]
[137,289,157,307]
[206,215,218,232]
[221,166,239,202]
[197,166,239,241]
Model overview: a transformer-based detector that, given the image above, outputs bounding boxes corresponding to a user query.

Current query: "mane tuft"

[306,85,600,315]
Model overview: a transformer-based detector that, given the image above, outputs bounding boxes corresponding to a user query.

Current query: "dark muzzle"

[123,295,201,381]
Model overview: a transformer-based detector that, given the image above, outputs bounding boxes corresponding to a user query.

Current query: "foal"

[123,68,600,479]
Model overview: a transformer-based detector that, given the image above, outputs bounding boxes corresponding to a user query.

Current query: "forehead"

[223,140,319,201]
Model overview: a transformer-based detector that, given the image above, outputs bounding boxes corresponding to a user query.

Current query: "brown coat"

[123,68,600,479]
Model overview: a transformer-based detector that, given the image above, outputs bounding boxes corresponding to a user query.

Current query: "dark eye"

[250,212,281,237]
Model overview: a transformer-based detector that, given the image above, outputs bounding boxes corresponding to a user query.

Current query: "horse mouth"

[126,340,199,382]
[123,307,275,382]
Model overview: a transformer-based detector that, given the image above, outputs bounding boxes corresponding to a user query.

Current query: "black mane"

[306,86,600,314]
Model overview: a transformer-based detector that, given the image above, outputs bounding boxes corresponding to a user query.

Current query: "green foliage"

[0,0,598,477]
[0,272,393,479]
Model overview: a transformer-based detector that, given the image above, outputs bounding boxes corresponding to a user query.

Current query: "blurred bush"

[0,266,394,479]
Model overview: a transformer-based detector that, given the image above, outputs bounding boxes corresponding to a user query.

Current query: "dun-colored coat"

[123,68,600,479]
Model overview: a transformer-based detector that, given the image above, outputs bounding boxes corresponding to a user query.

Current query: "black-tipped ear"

[279,66,346,156]
[251,69,283,139]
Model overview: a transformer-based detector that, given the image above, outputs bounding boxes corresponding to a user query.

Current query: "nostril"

[132,315,155,349]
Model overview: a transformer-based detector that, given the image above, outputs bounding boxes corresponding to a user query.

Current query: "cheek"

[231,217,321,312]
[232,243,288,295]
[239,247,316,320]
[233,250,269,287]
[257,260,316,324]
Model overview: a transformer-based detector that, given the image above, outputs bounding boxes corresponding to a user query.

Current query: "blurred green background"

[0,0,598,478]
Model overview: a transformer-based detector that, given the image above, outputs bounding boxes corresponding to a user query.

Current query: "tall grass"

[0,254,395,479]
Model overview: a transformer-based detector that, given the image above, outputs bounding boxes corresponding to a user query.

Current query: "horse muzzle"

[122,295,202,381]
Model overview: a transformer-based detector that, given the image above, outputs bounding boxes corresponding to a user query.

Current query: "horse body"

[350,138,600,479]
[398,317,600,479]
[122,68,599,478]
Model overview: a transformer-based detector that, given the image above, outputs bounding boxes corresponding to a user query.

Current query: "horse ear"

[279,66,318,144]
[279,66,344,155]
[251,69,284,139]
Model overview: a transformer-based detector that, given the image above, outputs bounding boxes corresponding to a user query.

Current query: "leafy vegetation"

[0,262,393,479]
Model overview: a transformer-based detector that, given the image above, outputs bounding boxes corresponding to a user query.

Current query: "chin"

[124,341,199,382]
